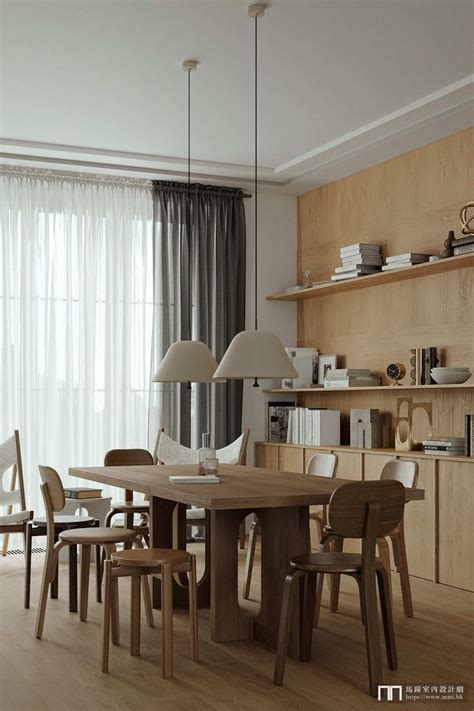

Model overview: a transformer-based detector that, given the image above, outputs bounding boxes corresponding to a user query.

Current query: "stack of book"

[324,369,381,388]
[331,243,382,282]
[63,486,103,499]
[382,253,432,271]
[287,408,340,446]
[452,234,474,256]
[422,437,465,456]
[464,415,474,456]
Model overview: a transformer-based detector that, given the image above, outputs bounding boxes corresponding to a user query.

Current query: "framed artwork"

[267,402,296,443]
[318,354,337,384]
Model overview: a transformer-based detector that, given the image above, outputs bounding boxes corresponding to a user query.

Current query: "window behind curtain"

[0,168,154,526]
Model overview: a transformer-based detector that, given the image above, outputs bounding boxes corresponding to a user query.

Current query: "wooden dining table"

[69,463,424,659]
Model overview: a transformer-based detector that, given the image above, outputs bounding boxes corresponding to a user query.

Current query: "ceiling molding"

[2,76,472,195]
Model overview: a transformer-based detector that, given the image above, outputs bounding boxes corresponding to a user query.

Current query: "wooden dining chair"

[0,431,33,607]
[323,459,419,620]
[102,547,198,679]
[242,451,337,600]
[103,448,153,544]
[35,465,153,640]
[274,479,406,697]
[154,428,250,545]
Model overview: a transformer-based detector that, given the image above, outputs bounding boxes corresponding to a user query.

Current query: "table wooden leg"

[50,530,59,599]
[253,505,310,658]
[210,509,253,643]
[149,496,210,609]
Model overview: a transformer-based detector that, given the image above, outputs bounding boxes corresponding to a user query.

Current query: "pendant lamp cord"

[186,67,192,389]
[254,15,258,333]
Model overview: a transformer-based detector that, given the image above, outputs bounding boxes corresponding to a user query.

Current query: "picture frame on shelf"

[318,354,337,384]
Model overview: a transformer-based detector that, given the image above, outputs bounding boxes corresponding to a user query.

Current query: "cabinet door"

[335,451,363,481]
[438,460,474,591]
[399,456,435,582]
[254,444,279,470]
[278,446,304,473]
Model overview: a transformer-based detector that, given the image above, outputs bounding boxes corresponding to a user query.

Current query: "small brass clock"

[386,362,406,386]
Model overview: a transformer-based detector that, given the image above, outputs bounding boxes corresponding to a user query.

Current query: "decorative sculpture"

[395,397,433,451]
[460,201,474,235]
[350,409,380,449]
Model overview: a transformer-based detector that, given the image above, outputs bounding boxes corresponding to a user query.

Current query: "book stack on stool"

[331,243,382,282]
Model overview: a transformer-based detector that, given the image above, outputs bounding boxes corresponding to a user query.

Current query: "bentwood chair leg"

[161,562,174,679]
[361,571,383,697]
[130,575,141,656]
[80,544,91,622]
[69,544,78,612]
[35,541,66,639]
[189,554,199,662]
[242,517,258,600]
[376,537,393,604]
[273,568,305,686]
[50,530,59,599]
[329,537,344,612]
[313,571,324,628]
[376,569,398,670]
[141,575,155,628]
[390,527,414,617]
[300,572,317,661]
[24,521,33,609]
[101,560,112,673]
[95,545,102,603]
[103,543,120,644]
[354,574,367,626]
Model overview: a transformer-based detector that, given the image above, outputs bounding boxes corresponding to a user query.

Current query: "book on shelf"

[331,270,380,282]
[385,253,432,264]
[341,257,383,266]
[422,437,465,446]
[324,377,381,388]
[340,243,381,255]
[287,407,340,446]
[464,414,474,457]
[422,449,465,456]
[410,346,437,385]
[327,369,371,378]
[453,244,474,256]
[335,263,381,274]
[452,234,474,248]
[63,487,103,499]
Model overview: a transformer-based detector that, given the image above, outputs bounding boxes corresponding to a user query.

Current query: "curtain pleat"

[150,181,246,449]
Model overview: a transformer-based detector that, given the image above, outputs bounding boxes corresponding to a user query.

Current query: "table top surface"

[69,464,424,510]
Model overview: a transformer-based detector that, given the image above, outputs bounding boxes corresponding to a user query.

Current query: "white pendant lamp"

[153,60,218,388]
[214,5,298,386]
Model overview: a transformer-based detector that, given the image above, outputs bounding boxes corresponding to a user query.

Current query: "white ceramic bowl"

[430,368,472,384]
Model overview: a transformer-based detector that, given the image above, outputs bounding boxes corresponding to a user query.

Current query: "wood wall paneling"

[438,460,474,592]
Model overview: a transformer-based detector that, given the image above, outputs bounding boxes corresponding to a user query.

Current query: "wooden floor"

[0,543,472,711]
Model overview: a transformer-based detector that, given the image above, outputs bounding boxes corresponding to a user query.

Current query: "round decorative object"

[386,363,406,386]
[460,201,474,235]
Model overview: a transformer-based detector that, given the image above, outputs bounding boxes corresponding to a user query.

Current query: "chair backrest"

[38,465,65,515]
[104,449,153,467]
[380,459,419,489]
[153,431,199,465]
[306,452,338,478]
[328,480,405,541]
[153,428,250,466]
[216,429,250,465]
[0,430,26,512]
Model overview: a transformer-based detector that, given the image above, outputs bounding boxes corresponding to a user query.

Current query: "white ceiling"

[1,0,473,194]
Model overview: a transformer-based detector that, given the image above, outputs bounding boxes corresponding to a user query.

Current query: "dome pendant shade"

[152,341,218,383]
[213,331,298,381]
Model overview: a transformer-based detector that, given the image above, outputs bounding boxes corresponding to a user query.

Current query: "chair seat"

[111,501,149,513]
[0,509,33,526]
[111,547,190,570]
[186,507,206,521]
[59,526,137,545]
[33,514,94,527]
[291,551,384,574]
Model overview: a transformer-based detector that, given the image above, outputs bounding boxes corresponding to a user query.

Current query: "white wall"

[241,193,298,463]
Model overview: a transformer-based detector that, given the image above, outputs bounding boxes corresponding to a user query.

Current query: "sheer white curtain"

[0,167,154,528]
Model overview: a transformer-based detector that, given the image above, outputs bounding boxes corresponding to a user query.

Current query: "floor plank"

[0,543,472,710]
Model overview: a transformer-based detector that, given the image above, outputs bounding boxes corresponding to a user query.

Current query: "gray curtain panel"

[149,181,246,449]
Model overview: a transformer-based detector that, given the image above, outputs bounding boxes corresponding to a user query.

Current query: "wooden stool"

[274,480,406,697]
[102,548,199,679]
[35,466,145,640]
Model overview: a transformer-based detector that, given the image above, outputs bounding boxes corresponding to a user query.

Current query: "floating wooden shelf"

[255,441,474,464]
[266,254,474,301]
[263,382,474,394]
